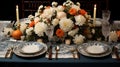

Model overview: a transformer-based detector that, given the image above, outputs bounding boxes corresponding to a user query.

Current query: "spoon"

[55,46,60,60]
[70,48,76,59]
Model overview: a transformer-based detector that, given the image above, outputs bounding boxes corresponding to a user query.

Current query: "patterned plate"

[13,42,48,57]
[77,41,112,57]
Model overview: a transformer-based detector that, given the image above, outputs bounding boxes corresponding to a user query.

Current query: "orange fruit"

[12,29,22,40]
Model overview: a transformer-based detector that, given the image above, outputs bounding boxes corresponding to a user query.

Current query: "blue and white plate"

[13,42,48,57]
[20,42,44,55]
[77,41,112,57]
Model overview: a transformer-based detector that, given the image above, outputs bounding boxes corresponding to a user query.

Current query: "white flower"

[26,27,34,36]
[41,7,54,19]
[57,5,64,12]
[68,28,79,37]
[35,12,40,17]
[52,18,59,26]
[28,15,34,20]
[34,22,47,37]
[109,31,118,42]
[57,12,67,19]
[34,17,40,24]
[38,5,43,10]
[52,1,58,7]
[91,29,95,34]
[59,18,74,32]
[73,34,85,45]
[3,28,13,37]
[64,0,74,7]
[71,5,80,11]
[74,15,86,26]
[20,23,27,33]
[76,2,81,7]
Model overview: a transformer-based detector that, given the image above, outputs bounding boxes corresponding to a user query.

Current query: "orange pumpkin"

[12,29,22,40]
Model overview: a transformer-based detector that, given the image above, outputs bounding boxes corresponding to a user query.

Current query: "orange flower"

[56,29,64,38]
[116,30,120,39]
[29,20,35,27]
[69,8,77,15]
[79,9,87,15]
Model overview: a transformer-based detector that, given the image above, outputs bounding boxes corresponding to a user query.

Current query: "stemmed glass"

[102,10,111,21]
[101,22,111,41]
[45,25,54,44]
[101,10,111,41]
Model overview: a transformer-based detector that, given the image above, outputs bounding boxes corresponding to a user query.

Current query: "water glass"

[101,21,111,41]
[45,25,54,43]
[102,10,111,21]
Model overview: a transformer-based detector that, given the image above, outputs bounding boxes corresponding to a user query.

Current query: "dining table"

[0,50,120,67]
[0,20,120,67]
[0,41,120,67]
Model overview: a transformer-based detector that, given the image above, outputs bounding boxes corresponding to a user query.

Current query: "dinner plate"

[13,42,48,57]
[83,42,108,55]
[20,43,44,55]
[77,41,112,57]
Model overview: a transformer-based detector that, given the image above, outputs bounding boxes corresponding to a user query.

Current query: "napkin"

[0,51,7,58]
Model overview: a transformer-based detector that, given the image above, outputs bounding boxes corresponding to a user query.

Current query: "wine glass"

[45,25,54,44]
[101,21,111,41]
[102,10,111,21]
[102,10,111,41]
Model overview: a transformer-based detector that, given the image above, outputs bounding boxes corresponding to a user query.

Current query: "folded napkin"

[46,52,79,59]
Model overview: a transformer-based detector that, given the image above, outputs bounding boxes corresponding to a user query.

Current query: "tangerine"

[12,29,22,40]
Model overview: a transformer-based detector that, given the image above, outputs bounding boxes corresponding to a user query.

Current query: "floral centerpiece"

[3,0,103,45]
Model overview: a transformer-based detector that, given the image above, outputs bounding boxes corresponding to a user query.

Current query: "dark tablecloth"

[0,53,120,67]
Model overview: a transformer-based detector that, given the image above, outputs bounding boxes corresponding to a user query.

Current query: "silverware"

[48,45,52,60]
[55,46,60,60]
[76,49,80,59]
[70,49,76,59]
[5,47,13,58]
[112,46,120,60]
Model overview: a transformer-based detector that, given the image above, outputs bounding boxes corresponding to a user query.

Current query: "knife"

[113,46,120,60]
[48,45,52,60]
[55,46,60,60]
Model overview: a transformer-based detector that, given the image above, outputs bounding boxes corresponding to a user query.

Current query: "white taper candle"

[16,5,20,26]
[93,4,96,26]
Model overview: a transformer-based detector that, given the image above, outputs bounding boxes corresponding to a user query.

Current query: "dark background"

[0,0,119,21]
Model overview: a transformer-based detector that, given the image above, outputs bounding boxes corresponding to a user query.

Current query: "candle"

[37,38,43,43]
[93,4,97,26]
[65,39,71,45]
[16,5,20,27]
